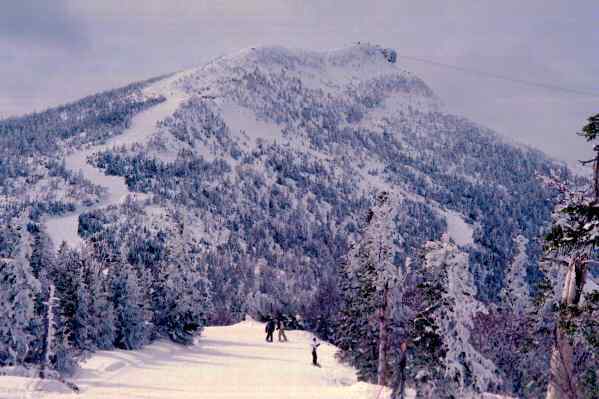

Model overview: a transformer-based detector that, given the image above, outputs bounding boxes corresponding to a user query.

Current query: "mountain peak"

[162,44,437,112]
[209,43,400,72]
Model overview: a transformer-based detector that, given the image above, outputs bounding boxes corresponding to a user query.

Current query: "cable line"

[400,55,599,97]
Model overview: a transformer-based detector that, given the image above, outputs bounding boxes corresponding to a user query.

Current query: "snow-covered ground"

[1,320,403,399]
[443,209,474,247]
[220,101,283,150]
[503,235,531,310]
[44,88,187,250]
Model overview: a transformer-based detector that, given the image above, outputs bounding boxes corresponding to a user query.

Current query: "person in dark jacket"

[391,341,408,399]
[310,337,321,367]
[265,318,276,343]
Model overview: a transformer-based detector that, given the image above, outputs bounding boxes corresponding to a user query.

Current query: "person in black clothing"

[392,341,408,399]
[310,337,321,367]
[265,318,276,343]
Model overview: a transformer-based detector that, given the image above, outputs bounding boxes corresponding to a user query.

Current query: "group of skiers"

[264,317,321,367]
[264,317,288,343]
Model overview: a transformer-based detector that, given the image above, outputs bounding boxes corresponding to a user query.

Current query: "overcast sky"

[1,0,597,164]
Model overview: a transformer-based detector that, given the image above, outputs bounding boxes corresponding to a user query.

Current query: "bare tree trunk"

[40,284,56,379]
[377,284,389,386]
[546,257,587,399]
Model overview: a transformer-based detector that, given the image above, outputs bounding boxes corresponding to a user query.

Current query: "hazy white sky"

[1,0,597,163]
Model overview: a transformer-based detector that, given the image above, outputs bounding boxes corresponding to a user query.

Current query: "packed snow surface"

[2,319,404,399]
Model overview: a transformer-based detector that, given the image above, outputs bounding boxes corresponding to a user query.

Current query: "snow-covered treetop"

[544,170,599,257]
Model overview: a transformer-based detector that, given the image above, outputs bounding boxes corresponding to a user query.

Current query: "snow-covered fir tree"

[419,237,501,397]
[0,257,39,367]
[27,226,55,366]
[154,228,213,345]
[49,305,77,375]
[53,244,94,352]
[538,113,599,399]
[337,241,379,381]
[337,191,401,384]
[86,267,116,350]
[110,258,146,350]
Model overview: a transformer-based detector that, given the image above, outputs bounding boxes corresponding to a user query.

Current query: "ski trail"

[44,88,186,250]
[4,320,403,399]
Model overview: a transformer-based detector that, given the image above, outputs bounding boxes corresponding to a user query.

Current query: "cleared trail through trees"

[44,90,185,250]
[2,319,397,399]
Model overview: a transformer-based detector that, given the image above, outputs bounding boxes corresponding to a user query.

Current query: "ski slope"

[2,320,403,399]
[44,88,186,250]
[443,210,474,247]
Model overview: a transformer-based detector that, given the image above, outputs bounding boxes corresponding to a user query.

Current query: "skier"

[276,317,288,342]
[310,336,321,367]
[265,318,276,343]
[391,341,408,399]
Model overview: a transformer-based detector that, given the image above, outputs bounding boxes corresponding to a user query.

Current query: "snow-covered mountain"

[0,44,569,395]
[71,43,558,297]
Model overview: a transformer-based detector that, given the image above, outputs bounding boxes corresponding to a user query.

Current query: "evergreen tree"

[54,245,93,352]
[111,259,146,350]
[417,238,500,397]
[0,258,39,366]
[79,246,116,350]
[337,241,379,380]
[408,248,450,398]
[29,226,55,280]
[541,113,599,399]
[49,304,77,375]
[27,227,55,365]
[337,191,400,384]
[88,272,116,350]
[39,283,56,378]
[154,222,212,345]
